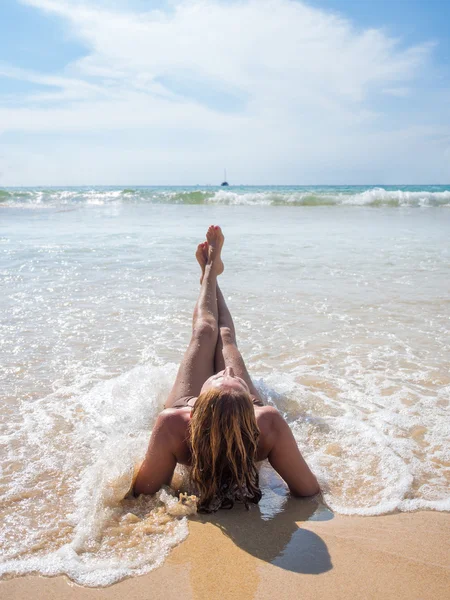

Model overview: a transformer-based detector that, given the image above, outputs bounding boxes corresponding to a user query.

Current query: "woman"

[134,225,319,511]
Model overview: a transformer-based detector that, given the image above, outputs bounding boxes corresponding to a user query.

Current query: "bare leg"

[165,226,224,408]
[216,285,263,404]
[198,243,263,405]
[214,284,235,372]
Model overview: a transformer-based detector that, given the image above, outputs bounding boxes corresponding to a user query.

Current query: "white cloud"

[382,87,411,97]
[0,0,448,184]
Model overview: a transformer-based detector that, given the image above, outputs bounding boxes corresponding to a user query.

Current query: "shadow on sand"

[198,486,334,575]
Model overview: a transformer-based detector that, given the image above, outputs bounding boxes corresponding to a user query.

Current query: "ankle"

[203,264,217,279]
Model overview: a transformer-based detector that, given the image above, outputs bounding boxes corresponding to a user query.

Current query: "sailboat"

[220,169,229,186]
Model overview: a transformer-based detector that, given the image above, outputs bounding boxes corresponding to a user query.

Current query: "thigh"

[221,342,263,405]
[165,329,216,408]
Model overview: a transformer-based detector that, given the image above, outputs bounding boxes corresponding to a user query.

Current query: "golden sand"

[1,507,449,600]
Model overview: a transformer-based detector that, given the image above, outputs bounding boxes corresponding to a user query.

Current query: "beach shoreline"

[2,510,449,600]
[2,200,449,590]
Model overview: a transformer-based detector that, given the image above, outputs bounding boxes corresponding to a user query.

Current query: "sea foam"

[1,197,449,586]
[1,185,450,208]
[0,364,196,586]
[2,361,449,585]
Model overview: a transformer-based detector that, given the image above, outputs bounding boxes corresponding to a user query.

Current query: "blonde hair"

[189,387,262,513]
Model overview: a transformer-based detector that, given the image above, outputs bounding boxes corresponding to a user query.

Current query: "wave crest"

[1,186,450,208]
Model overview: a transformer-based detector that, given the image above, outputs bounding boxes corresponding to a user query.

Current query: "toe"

[214,225,224,244]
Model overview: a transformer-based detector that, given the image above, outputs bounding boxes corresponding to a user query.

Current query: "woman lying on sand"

[134,225,319,512]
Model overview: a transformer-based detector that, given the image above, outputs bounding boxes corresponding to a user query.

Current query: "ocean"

[1,185,449,585]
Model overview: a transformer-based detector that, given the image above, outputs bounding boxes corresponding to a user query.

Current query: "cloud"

[0,0,448,184]
[382,87,411,97]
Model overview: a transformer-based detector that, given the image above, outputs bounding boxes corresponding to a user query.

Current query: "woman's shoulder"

[255,406,283,459]
[157,408,191,463]
[157,408,191,438]
[254,405,281,421]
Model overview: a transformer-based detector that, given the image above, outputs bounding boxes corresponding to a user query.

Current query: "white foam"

[1,201,449,585]
[2,186,450,207]
[1,356,449,585]
[258,366,450,517]
[206,187,450,207]
[340,187,450,207]
[0,364,198,586]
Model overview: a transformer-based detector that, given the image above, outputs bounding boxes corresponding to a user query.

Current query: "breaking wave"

[1,186,450,208]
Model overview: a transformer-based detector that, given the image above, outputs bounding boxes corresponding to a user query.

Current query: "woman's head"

[189,384,262,513]
[200,366,250,396]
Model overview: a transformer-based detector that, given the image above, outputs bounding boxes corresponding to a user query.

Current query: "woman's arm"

[262,408,320,496]
[133,410,181,496]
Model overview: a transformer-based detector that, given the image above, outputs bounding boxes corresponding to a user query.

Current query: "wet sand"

[2,508,449,600]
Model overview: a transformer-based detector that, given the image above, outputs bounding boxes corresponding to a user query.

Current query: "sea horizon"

[2,183,450,188]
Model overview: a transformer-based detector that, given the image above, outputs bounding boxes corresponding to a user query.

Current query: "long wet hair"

[189,387,262,513]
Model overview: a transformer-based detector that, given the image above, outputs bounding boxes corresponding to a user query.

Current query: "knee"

[219,326,236,346]
[193,318,217,342]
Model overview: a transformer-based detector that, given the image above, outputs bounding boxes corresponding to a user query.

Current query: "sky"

[0,0,449,186]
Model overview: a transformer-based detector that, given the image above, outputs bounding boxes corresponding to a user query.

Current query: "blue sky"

[315,0,450,60]
[0,0,449,185]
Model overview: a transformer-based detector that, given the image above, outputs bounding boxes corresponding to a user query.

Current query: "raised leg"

[197,242,263,405]
[214,284,235,372]
[164,226,224,408]
[215,284,263,404]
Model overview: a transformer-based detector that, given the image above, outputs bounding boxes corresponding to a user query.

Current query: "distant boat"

[221,169,229,186]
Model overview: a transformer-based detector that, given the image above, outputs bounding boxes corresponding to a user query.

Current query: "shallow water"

[1,186,449,585]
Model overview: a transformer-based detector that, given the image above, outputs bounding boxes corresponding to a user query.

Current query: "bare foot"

[195,242,207,284]
[205,225,224,277]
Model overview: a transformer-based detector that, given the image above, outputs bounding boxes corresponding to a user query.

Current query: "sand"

[2,507,449,600]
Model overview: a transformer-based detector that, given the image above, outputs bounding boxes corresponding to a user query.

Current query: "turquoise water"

[1,187,449,585]
[1,184,450,207]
